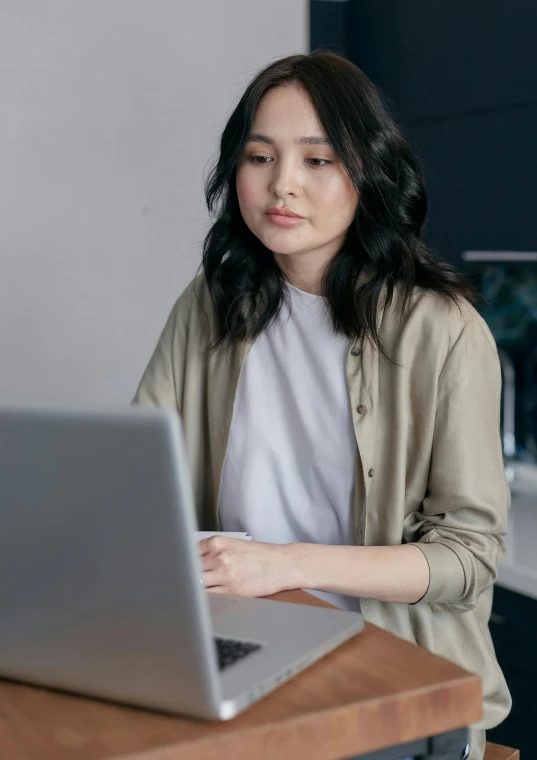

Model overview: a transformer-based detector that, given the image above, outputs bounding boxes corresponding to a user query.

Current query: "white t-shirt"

[217,283,361,612]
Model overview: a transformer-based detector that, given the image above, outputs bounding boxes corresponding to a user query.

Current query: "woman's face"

[235,83,358,264]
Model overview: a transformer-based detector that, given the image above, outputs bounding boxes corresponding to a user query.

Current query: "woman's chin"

[258,233,310,257]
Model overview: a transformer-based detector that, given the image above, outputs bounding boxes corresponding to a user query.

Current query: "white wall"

[0,1,307,405]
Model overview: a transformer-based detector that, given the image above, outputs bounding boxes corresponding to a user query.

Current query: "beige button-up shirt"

[134,275,511,759]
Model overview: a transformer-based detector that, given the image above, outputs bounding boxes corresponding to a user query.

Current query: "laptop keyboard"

[214,637,262,671]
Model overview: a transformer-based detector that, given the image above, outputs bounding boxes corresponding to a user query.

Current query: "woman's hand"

[198,536,298,597]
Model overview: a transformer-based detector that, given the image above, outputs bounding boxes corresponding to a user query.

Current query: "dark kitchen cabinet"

[346,0,537,120]
[403,103,537,263]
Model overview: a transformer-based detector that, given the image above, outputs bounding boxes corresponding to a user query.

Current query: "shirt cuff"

[411,540,466,604]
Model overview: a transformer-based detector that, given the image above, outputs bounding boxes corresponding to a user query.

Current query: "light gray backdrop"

[0,1,307,404]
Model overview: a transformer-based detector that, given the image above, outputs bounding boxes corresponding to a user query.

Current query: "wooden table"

[0,590,481,760]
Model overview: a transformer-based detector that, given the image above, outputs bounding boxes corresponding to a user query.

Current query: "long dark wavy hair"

[202,50,476,355]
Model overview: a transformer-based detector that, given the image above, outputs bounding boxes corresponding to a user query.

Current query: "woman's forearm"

[284,543,430,604]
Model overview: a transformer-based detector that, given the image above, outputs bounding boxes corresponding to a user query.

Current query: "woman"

[133,51,510,759]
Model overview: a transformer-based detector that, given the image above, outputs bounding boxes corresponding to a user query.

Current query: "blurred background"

[1,0,536,753]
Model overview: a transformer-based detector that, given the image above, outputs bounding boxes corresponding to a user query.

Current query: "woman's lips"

[266,212,305,228]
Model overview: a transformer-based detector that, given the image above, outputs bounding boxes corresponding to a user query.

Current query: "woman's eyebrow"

[246,132,331,146]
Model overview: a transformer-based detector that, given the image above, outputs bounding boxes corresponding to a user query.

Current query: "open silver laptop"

[0,404,364,720]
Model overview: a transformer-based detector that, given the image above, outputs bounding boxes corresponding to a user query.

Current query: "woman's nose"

[269,159,301,197]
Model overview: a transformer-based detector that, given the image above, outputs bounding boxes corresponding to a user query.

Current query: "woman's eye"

[247,155,273,164]
[306,158,332,167]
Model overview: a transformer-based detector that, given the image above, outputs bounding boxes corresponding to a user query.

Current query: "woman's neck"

[273,250,333,295]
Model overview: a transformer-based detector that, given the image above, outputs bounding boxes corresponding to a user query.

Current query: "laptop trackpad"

[208,596,241,615]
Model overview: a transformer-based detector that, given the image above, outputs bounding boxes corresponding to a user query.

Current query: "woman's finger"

[198,536,229,556]
[200,556,219,573]
[202,569,225,589]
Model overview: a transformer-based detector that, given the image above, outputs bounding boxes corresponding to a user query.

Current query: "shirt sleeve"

[411,314,510,611]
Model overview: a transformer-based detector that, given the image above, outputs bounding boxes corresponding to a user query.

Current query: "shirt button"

[356,404,367,415]
[368,468,374,477]
[351,347,361,357]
